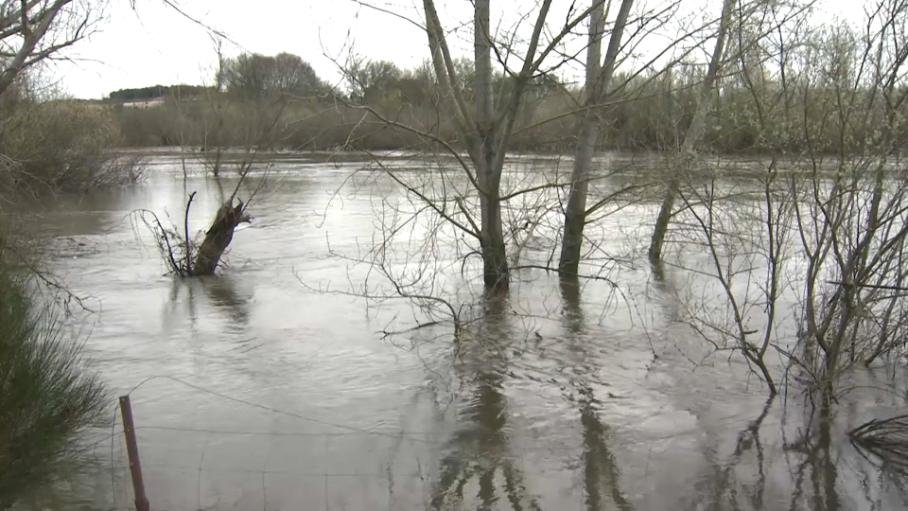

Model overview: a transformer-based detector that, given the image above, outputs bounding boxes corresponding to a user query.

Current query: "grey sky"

[53,0,866,99]
[54,0,428,98]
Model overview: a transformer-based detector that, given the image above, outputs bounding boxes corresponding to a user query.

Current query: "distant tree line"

[109,49,908,155]
[109,84,213,102]
[218,52,329,99]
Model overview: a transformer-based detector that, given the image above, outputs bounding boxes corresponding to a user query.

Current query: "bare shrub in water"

[673,166,791,395]
[789,159,908,398]
[674,0,908,399]
[0,260,105,509]
[787,2,908,399]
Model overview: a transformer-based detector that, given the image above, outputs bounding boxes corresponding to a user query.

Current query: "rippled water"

[17,152,908,510]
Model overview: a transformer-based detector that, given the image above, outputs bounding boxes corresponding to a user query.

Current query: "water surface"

[18,152,908,510]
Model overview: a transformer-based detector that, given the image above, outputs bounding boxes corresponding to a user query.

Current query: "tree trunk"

[474,0,509,291]
[560,118,600,276]
[192,200,247,275]
[479,174,509,290]
[649,0,736,263]
[559,0,634,277]
[647,161,680,263]
[420,0,560,291]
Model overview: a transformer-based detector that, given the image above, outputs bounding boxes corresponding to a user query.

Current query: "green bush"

[0,259,105,509]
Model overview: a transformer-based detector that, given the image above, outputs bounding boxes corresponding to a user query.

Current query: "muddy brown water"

[16,153,908,510]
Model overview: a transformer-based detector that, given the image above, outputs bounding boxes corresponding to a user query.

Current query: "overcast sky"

[51,0,867,100]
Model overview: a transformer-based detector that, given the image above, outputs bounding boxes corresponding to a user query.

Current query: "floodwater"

[16,152,908,510]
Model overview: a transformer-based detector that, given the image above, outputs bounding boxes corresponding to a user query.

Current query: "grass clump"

[0,255,105,509]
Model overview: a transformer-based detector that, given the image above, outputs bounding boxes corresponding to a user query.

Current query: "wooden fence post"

[119,395,150,511]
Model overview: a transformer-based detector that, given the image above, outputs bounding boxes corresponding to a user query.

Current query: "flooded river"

[18,152,908,510]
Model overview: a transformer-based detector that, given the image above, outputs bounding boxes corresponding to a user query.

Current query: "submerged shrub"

[0,262,105,509]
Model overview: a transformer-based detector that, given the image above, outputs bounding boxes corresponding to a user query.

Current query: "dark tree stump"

[192,200,247,275]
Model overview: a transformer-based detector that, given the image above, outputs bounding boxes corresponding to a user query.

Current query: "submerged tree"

[136,158,256,277]
[789,0,908,399]
[345,0,604,291]
[666,0,908,399]
[424,0,560,290]
[558,0,635,277]
[648,0,737,263]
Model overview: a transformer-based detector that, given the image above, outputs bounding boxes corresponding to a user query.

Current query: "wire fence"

[59,372,901,511]
[88,376,459,511]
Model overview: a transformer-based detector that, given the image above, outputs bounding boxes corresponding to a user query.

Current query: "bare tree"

[658,0,803,395]
[345,0,601,291]
[0,0,98,98]
[558,0,635,277]
[0,0,104,193]
[648,0,738,263]
[749,0,908,401]
[671,0,908,400]
[673,173,791,395]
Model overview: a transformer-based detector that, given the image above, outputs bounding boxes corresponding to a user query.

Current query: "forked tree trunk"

[559,0,634,277]
[421,0,560,291]
[192,200,247,275]
[648,0,736,263]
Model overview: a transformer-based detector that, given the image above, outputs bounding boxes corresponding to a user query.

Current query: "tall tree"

[559,0,635,277]
[648,0,737,263]
[417,0,594,290]
[222,52,326,99]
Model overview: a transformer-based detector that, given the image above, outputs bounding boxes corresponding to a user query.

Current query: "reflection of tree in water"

[576,386,632,511]
[650,256,839,510]
[427,279,898,511]
[167,276,198,327]
[783,400,841,511]
[695,394,882,511]
[167,274,252,329]
[647,260,683,324]
[430,372,539,510]
[200,275,252,327]
[430,293,540,511]
[693,395,774,511]
[429,283,631,510]
[648,253,780,510]
[561,280,632,511]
